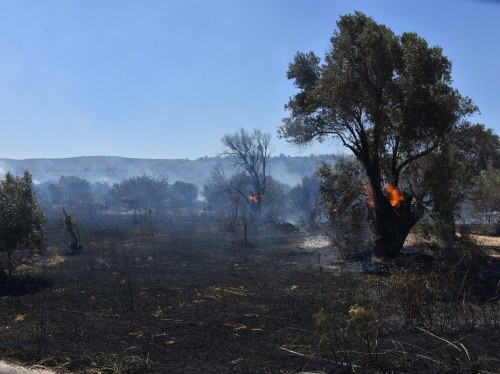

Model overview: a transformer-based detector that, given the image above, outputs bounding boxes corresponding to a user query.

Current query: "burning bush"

[316,159,371,260]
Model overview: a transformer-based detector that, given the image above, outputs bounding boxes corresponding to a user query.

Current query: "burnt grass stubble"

[0,212,499,373]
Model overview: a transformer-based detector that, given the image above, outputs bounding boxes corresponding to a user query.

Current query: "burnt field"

[0,214,499,373]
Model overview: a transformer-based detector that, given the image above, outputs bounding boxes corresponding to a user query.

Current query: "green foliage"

[348,304,381,362]
[469,165,500,229]
[280,11,474,154]
[279,11,483,257]
[316,159,370,259]
[414,124,500,242]
[316,158,366,220]
[105,175,169,211]
[0,171,46,279]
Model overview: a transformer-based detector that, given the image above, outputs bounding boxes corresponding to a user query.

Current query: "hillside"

[0,154,340,187]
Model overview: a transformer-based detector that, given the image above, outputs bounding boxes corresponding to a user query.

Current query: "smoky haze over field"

[0,154,340,189]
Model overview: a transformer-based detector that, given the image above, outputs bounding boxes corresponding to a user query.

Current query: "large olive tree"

[0,171,46,280]
[279,12,478,257]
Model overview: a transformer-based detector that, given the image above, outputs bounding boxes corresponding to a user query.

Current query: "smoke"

[0,154,339,190]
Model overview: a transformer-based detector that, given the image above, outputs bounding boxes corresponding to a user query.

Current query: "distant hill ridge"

[0,155,339,187]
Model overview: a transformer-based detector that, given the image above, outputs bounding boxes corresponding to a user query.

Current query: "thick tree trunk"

[371,209,414,257]
[360,159,418,257]
[370,190,417,258]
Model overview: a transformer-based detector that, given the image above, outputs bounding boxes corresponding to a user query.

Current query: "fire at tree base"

[369,188,417,258]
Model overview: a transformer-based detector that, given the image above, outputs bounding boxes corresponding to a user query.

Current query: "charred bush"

[60,208,83,253]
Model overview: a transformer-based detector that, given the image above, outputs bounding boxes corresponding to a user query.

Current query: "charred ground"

[0,213,499,373]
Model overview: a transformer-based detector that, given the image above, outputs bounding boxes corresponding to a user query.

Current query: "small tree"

[220,128,273,209]
[105,175,169,222]
[61,208,83,253]
[210,170,256,244]
[316,159,367,222]
[316,159,371,259]
[212,128,274,244]
[0,171,46,280]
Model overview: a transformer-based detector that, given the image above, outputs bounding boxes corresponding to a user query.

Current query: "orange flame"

[385,184,404,207]
[248,194,260,203]
[363,184,375,209]
[326,206,339,220]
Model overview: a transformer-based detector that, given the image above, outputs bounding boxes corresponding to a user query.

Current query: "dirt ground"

[0,216,499,373]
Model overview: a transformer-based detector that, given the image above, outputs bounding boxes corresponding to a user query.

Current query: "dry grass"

[471,234,500,246]
[472,234,500,258]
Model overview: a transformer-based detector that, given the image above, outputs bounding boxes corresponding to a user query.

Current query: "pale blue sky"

[0,0,498,159]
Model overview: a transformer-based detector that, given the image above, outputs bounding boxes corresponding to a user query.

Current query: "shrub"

[0,171,46,280]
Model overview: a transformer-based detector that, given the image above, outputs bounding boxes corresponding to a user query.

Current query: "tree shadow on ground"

[0,275,51,297]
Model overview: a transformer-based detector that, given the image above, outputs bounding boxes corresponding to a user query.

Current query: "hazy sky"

[0,0,498,160]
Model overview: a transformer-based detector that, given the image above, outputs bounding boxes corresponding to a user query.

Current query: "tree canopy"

[278,12,487,257]
[0,171,46,279]
[105,175,169,213]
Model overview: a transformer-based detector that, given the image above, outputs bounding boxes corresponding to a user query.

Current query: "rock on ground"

[0,362,56,374]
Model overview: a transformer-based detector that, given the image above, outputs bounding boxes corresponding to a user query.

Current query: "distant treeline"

[0,154,342,188]
[34,175,199,208]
